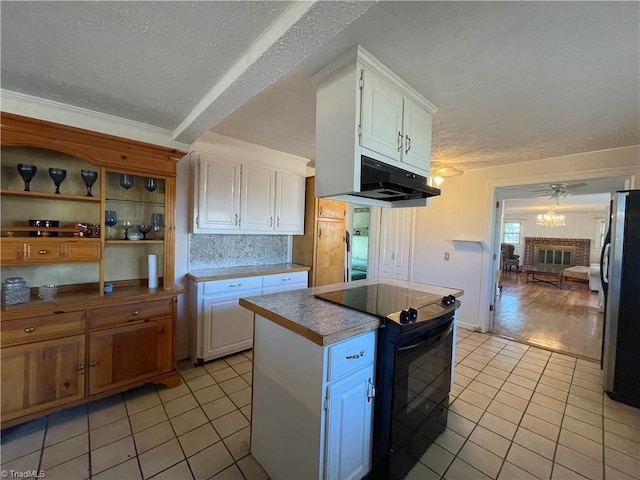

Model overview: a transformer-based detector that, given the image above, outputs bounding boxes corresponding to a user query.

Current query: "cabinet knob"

[24,327,35,333]
[90,361,98,367]
[77,364,85,371]
[39,250,48,255]
[131,310,140,316]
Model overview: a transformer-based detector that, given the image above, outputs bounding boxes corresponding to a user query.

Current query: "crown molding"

[1,89,189,151]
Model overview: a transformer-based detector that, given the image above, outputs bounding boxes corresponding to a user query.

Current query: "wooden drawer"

[202,276,263,296]
[327,331,375,382]
[262,271,308,288]
[0,238,101,265]
[1,311,86,346]
[89,298,173,329]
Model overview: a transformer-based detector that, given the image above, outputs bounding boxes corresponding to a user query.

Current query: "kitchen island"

[240,277,463,480]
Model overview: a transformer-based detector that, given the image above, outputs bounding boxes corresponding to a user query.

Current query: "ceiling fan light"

[433,175,445,186]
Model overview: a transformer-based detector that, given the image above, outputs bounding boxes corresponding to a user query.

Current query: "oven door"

[391,319,453,451]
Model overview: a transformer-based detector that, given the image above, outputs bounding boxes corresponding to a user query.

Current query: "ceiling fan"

[531,182,587,199]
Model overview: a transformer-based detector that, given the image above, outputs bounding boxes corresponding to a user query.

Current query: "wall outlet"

[443,252,450,261]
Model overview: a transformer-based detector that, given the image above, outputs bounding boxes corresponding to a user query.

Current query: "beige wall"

[411,146,640,331]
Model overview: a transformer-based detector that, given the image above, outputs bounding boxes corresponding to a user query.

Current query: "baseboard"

[457,321,481,332]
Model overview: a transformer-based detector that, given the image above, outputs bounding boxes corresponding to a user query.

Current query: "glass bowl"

[38,284,57,301]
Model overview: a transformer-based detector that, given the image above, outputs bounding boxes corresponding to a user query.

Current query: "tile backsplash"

[189,234,288,270]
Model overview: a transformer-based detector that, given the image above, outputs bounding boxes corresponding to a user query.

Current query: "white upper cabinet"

[361,70,404,162]
[274,172,305,234]
[241,164,276,232]
[193,156,240,233]
[314,46,438,203]
[361,67,433,172]
[191,136,307,235]
[401,98,433,170]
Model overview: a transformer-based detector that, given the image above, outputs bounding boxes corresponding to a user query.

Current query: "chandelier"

[536,206,566,227]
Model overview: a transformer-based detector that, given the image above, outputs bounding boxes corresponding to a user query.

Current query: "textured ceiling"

[1,1,291,128]
[1,1,639,171]
[212,1,640,170]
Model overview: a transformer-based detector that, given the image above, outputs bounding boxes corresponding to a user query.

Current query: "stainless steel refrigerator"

[601,189,640,408]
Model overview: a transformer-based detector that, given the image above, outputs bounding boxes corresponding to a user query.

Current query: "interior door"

[378,209,411,279]
[489,198,505,331]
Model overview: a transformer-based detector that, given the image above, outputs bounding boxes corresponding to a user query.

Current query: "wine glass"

[144,178,157,199]
[81,170,98,197]
[120,220,133,240]
[151,213,164,240]
[137,224,152,240]
[105,210,118,239]
[17,164,37,191]
[48,168,67,194]
[120,174,134,200]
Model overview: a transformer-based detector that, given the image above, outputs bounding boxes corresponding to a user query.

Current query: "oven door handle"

[399,323,453,351]
[398,340,427,352]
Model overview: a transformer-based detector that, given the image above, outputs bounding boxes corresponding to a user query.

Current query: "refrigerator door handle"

[602,243,610,284]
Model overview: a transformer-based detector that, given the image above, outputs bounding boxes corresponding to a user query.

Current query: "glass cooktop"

[315,283,443,318]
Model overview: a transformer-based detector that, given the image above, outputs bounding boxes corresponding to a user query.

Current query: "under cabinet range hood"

[324,156,441,207]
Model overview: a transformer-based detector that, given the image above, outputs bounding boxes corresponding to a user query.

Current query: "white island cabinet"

[252,315,375,480]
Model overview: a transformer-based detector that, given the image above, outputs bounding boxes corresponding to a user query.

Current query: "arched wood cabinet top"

[1,113,187,177]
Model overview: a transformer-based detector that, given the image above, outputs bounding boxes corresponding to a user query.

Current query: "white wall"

[411,146,640,332]
[503,210,608,263]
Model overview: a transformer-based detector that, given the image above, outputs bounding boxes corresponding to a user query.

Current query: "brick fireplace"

[523,237,591,267]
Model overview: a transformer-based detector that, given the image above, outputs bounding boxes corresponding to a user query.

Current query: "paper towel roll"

[148,254,158,289]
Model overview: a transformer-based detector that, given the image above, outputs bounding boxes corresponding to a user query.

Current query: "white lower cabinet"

[189,271,308,363]
[251,315,375,480]
[325,365,374,480]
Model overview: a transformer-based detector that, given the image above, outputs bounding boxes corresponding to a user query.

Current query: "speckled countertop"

[239,277,464,346]
[187,263,310,282]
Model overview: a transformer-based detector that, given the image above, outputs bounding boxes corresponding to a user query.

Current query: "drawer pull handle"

[39,250,48,255]
[77,364,85,371]
[131,310,140,316]
[229,284,241,288]
[346,350,364,360]
[90,361,98,367]
[24,327,35,333]
[281,278,291,282]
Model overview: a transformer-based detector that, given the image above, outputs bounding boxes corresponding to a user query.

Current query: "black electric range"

[315,283,458,328]
[316,283,460,479]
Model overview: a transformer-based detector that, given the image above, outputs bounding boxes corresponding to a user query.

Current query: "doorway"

[347,205,371,281]
[489,180,622,361]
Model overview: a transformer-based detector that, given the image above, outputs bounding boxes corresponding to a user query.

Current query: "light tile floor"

[2,330,639,480]
[409,328,640,480]
[1,350,262,480]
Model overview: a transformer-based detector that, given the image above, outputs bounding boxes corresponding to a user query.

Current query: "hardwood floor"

[493,270,603,361]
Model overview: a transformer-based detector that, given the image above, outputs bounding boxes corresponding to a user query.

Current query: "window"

[503,221,522,244]
[598,219,607,248]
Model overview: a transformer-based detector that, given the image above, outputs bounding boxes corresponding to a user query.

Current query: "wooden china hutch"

[0,113,187,429]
